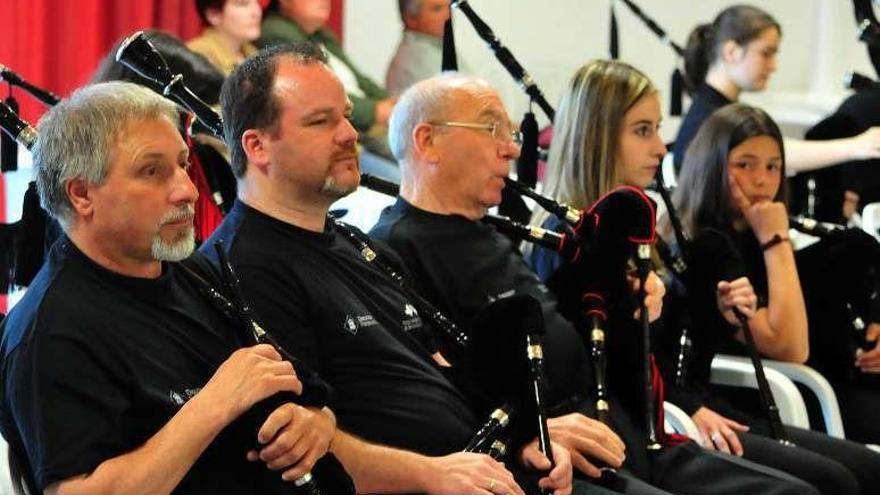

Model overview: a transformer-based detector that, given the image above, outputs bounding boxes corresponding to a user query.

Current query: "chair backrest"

[663,401,702,442]
[710,354,811,429]
[660,152,677,189]
[0,433,34,495]
[862,202,880,242]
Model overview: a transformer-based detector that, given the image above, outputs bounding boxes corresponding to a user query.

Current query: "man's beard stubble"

[320,175,358,198]
[320,148,360,198]
[151,204,196,262]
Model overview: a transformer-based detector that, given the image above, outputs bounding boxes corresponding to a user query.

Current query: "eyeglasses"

[431,121,523,145]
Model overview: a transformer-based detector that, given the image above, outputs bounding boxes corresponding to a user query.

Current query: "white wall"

[343,0,877,141]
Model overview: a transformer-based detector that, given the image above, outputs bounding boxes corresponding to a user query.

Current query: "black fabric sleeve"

[10,328,132,490]
[680,230,739,397]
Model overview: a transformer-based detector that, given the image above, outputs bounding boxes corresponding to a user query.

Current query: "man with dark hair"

[0,81,337,495]
[209,42,578,495]
[369,73,822,495]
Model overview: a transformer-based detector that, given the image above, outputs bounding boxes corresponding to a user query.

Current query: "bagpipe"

[486,178,666,450]
[0,63,55,295]
[607,0,686,115]
[0,100,47,294]
[790,218,880,382]
[450,0,554,123]
[853,0,880,71]
[359,172,664,452]
[115,32,224,138]
[0,62,58,172]
[330,219,559,487]
[0,99,37,150]
[512,180,664,451]
[0,64,60,107]
[501,172,798,448]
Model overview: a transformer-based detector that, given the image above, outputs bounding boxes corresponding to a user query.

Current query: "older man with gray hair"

[0,81,339,495]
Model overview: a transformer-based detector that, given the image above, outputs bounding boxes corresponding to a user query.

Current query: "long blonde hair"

[532,60,655,229]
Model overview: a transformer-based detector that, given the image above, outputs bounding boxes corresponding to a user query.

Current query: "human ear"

[66,178,93,218]
[722,39,745,64]
[242,129,271,174]
[205,8,224,28]
[412,123,440,164]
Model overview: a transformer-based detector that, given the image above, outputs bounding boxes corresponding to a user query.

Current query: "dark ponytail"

[682,5,781,94]
[683,23,714,93]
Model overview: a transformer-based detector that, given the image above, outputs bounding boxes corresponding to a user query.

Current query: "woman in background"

[673,5,880,175]
[188,0,263,75]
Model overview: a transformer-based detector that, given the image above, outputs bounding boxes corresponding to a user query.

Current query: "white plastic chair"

[710,354,846,438]
[660,152,677,189]
[663,401,702,442]
[760,359,845,439]
[710,355,811,429]
[862,202,880,242]
[0,436,17,495]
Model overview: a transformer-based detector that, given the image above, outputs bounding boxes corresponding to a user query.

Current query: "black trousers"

[833,379,880,445]
[585,443,818,495]
[596,399,819,495]
[739,425,880,495]
[709,391,880,495]
[649,442,819,495]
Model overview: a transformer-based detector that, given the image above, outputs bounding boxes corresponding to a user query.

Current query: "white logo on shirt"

[343,315,359,335]
[404,304,418,317]
[402,303,423,332]
[343,313,379,335]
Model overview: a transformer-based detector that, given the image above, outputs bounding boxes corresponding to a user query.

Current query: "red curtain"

[0,0,344,126]
[0,0,343,312]
[0,0,202,126]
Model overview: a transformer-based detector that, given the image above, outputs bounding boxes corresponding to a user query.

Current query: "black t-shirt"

[667,227,767,412]
[673,84,733,172]
[203,200,478,456]
[370,199,593,409]
[0,237,293,494]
